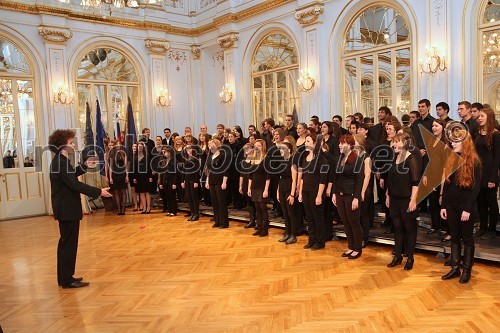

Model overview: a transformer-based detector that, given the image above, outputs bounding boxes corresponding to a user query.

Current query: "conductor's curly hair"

[48,129,76,153]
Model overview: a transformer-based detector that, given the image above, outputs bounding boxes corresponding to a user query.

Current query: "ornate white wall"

[0,0,490,214]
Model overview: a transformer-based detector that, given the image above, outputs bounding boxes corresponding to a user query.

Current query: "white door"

[0,78,45,219]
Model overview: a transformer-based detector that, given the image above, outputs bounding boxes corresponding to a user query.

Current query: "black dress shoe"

[311,243,325,251]
[212,224,219,228]
[404,258,414,270]
[278,234,290,242]
[387,255,403,267]
[58,277,83,286]
[285,236,297,244]
[219,225,229,229]
[190,215,199,221]
[259,230,268,237]
[62,281,89,289]
[348,251,362,259]
[303,243,314,249]
[341,251,353,257]
[252,230,261,236]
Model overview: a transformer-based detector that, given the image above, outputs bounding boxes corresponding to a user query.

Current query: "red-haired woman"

[386,132,421,270]
[441,129,482,283]
[475,107,500,240]
[248,139,271,236]
[298,133,329,250]
[333,134,365,258]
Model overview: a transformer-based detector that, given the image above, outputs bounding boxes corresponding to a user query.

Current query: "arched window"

[251,33,299,125]
[343,5,411,118]
[480,0,500,116]
[76,47,141,140]
[0,36,35,168]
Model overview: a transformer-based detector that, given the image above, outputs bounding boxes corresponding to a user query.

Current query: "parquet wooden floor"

[0,211,499,333]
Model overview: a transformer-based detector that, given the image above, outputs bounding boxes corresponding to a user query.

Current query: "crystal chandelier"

[483,30,500,74]
[59,1,163,17]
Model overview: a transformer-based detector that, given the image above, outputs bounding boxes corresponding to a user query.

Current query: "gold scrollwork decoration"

[191,45,201,60]
[294,4,324,27]
[217,32,239,49]
[145,39,170,55]
[38,25,73,43]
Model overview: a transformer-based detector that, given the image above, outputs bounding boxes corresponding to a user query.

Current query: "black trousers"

[389,197,418,258]
[323,194,334,240]
[254,201,269,230]
[57,220,80,287]
[245,194,255,221]
[166,184,178,214]
[302,191,326,245]
[478,187,499,232]
[186,181,200,216]
[202,181,211,206]
[360,187,374,242]
[279,190,298,236]
[429,189,444,230]
[210,185,228,227]
[336,194,362,252]
[159,186,168,211]
[445,201,475,247]
[228,175,244,208]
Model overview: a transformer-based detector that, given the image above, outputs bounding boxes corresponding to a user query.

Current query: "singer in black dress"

[441,129,481,284]
[299,133,329,251]
[206,139,230,228]
[385,132,421,270]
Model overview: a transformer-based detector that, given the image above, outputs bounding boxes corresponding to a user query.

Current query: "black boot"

[387,255,403,267]
[244,220,256,229]
[442,242,461,280]
[259,220,269,237]
[460,245,474,284]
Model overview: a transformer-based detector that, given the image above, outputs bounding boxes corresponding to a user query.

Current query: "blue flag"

[95,99,107,176]
[125,96,136,159]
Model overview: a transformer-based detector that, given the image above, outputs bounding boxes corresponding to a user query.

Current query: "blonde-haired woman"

[248,139,271,236]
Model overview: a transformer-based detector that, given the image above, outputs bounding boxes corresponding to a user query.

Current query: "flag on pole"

[125,96,136,159]
[84,102,94,146]
[113,100,122,143]
[82,101,95,161]
[95,99,107,176]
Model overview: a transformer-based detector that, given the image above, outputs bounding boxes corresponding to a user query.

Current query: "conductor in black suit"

[49,129,112,289]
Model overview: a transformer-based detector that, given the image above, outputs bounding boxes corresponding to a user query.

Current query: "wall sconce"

[419,46,447,74]
[53,83,74,104]
[297,70,315,92]
[157,88,172,107]
[219,84,233,104]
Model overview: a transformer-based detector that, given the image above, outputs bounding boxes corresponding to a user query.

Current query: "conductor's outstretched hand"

[101,187,113,197]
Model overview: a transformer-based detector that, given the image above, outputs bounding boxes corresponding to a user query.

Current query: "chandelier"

[483,30,500,74]
[59,1,164,17]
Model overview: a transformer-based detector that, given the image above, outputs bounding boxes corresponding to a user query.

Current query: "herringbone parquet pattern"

[0,212,499,333]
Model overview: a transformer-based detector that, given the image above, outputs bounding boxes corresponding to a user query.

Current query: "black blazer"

[50,153,101,221]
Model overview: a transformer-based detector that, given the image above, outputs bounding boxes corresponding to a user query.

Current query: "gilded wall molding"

[0,0,292,37]
[38,25,73,43]
[190,45,201,60]
[145,38,170,55]
[217,32,239,49]
[295,3,324,27]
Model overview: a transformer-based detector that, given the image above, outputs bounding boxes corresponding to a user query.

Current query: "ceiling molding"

[0,0,293,37]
